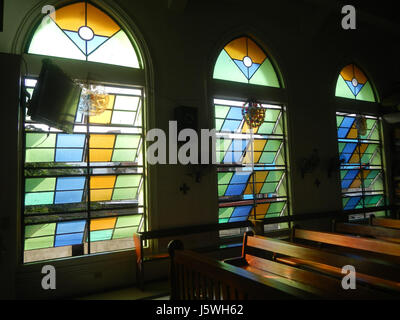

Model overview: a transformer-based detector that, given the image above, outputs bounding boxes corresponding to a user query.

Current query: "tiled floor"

[77,279,170,300]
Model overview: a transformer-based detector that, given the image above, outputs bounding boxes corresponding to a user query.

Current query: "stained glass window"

[23,80,144,263]
[213,36,280,87]
[28,2,141,68]
[335,64,376,102]
[336,112,387,220]
[215,99,289,227]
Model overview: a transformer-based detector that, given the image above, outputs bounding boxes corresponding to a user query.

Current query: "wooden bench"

[224,233,396,299]
[370,215,400,230]
[134,221,248,290]
[168,239,323,300]
[333,221,400,243]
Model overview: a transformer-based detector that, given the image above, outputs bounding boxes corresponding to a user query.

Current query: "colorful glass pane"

[335,64,376,102]
[336,113,386,216]
[215,99,288,223]
[213,36,280,87]
[27,2,141,68]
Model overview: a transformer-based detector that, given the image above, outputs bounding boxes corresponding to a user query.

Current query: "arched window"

[22,2,147,263]
[28,2,140,68]
[212,36,289,233]
[334,64,387,220]
[335,64,376,102]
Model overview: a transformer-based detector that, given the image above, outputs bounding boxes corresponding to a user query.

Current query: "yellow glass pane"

[340,64,354,81]
[91,217,117,231]
[247,38,266,64]
[224,37,247,61]
[89,149,113,162]
[347,128,358,139]
[251,203,270,219]
[90,175,116,189]
[54,3,120,37]
[89,110,112,124]
[53,3,85,32]
[90,134,116,148]
[90,189,113,202]
[255,171,268,182]
[354,65,367,84]
[349,179,362,189]
[87,4,120,37]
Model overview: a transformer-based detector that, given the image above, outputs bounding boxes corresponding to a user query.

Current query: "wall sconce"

[299,149,320,178]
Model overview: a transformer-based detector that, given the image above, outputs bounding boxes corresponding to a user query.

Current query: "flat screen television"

[28,59,82,133]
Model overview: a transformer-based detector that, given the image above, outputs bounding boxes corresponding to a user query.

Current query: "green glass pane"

[335,75,355,99]
[264,140,281,152]
[216,152,225,163]
[112,149,136,162]
[216,139,231,152]
[25,178,56,192]
[264,109,280,122]
[90,230,113,242]
[365,195,383,206]
[336,116,344,127]
[219,218,229,223]
[342,197,350,207]
[267,202,285,214]
[115,135,140,149]
[25,192,54,206]
[266,171,283,182]
[249,58,280,88]
[213,50,248,84]
[28,19,86,60]
[26,133,56,148]
[116,215,141,228]
[215,119,224,131]
[112,187,138,200]
[25,236,54,250]
[219,207,234,219]
[215,105,230,119]
[115,175,141,188]
[340,170,348,179]
[366,170,380,180]
[25,223,56,238]
[259,152,276,164]
[218,172,233,184]
[260,182,278,194]
[338,143,345,153]
[25,149,55,163]
[257,123,275,134]
[218,185,228,197]
[371,211,386,217]
[112,227,136,239]
[88,30,140,68]
[279,222,289,229]
[356,81,376,102]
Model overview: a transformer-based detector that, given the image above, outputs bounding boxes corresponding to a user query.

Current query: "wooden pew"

[234,233,400,294]
[291,227,400,274]
[168,240,318,300]
[370,215,400,230]
[333,221,400,243]
[224,233,393,299]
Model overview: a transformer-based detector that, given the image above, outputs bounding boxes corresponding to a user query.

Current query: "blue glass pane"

[63,31,86,54]
[87,35,108,55]
[226,107,243,120]
[248,62,260,79]
[354,84,364,96]
[229,216,248,222]
[338,128,350,139]
[55,149,83,162]
[231,172,251,184]
[221,120,241,132]
[54,190,83,204]
[344,196,361,210]
[56,177,85,191]
[55,233,84,247]
[341,117,355,128]
[225,184,246,196]
[56,220,86,234]
[233,59,249,79]
[57,134,85,148]
[231,205,252,217]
